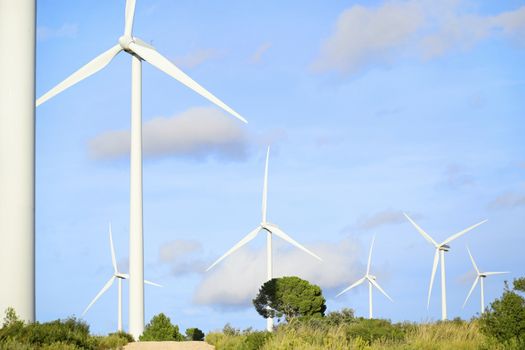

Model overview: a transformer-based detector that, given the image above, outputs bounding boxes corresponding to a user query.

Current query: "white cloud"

[313,1,525,75]
[174,49,222,69]
[488,192,525,210]
[194,237,365,307]
[159,239,207,276]
[356,209,409,230]
[250,43,272,63]
[37,23,78,41]
[89,107,249,161]
[312,1,424,74]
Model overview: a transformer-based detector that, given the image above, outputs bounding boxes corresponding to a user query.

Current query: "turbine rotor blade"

[466,246,480,274]
[428,249,440,308]
[268,225,322,261]
[144,280,162,287]
[441,219,488,246]
[483,271,510,276]
[368,277,393,302]
[109,223,118,274]
[403,213,438,247]
[124,0,136,37]
[336,277,366,297]
[82,276,116,316]
[206,226,261,271]
[463,276,479,308]
[128,41,247,123]
[262,147,270,223]
[36,44,122,106]
[366,235,375,275]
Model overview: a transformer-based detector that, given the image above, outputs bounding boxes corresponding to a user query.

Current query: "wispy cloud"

[159,239,207,276]
[356,209,410,231]
[174,49,223,69]
[488,192,525,210]
[312,1,525,75]
[37,23,78,41]
[250,43,272,63]
[89,107,249,161]
[194,238,365,307]
[441,164,475,189]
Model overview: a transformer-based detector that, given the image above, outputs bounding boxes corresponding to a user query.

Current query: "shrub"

[479,278,525,344]
[139,313,183,341]
[185,327,205,341]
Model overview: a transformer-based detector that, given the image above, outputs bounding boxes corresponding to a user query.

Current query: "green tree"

[479,278,525,344]
[139,313,183,341]
[253,276,326,322]
[185,327,205,341]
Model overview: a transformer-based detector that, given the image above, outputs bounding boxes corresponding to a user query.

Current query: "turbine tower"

[404,213,487,320]
[336,236,393,319]
[82,223,161,332]
[206,147,322,332]
[0,0,36,322]
[463,246,509,314]
[35,0,245,338]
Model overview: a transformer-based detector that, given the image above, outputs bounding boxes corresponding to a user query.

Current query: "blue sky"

[35,0,524,335]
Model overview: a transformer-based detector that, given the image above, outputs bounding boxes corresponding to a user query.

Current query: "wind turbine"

[336,236,392,319]
[36,0,246,338]
[82,223,161,332]
[463,246,509,314]
[403,213,487,320]
[206,147,322,332]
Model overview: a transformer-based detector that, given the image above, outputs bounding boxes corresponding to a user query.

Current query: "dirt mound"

[124,341,215,350]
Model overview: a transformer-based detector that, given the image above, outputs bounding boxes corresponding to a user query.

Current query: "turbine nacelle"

[115,273,128,279]
[439,244,450,252]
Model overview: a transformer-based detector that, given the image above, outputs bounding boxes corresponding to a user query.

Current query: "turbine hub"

[439,244,450,252]
[119,35,134,51]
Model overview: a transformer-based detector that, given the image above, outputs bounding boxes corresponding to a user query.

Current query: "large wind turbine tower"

[0,0,36,322]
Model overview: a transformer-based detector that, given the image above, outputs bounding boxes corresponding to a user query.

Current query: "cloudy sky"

[35,0,524,335]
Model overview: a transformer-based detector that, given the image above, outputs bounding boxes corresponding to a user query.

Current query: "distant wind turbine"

[403,213,487,320]
[463,246,509,314]
[36,0,246,338]
[82,223,161,332]
[336,236,392,319]
[206,147,322,332]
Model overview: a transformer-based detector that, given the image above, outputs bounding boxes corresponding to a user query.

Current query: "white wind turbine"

[206,147,322,332]
[336,236,392,319]
[403,213,487,320]
[463,246,509,314]
[36,0,246,338]
[82,223,161,332]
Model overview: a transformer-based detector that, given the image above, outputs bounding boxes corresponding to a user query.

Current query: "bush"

[185,327,205,341]
[139,313,183,341]
[479,278,525,344]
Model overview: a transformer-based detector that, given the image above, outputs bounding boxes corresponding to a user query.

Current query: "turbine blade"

[206,226,261,271]
[268,225,322,261]
[463,276,479,308]
[124,0,136,37]
[336,277,366,297]
[466,246,479,274]
[144,279,162,287]
[368,277,393,302]
[403,213,438,247]
[109,223,118,274]
[36,44,122,106]
[82,276,115,316]
[366,235,375,275]
[128,41,247,123]
[483,271,510,276]
[441,219,488,246]
[262,147,270,223]
[428,249,440,308]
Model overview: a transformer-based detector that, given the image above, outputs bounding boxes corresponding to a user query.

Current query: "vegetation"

[253,276,326,323]
[479,277,525,346]
[0,308,132,349]
[185,327,205,341]
[139,313,183,341]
